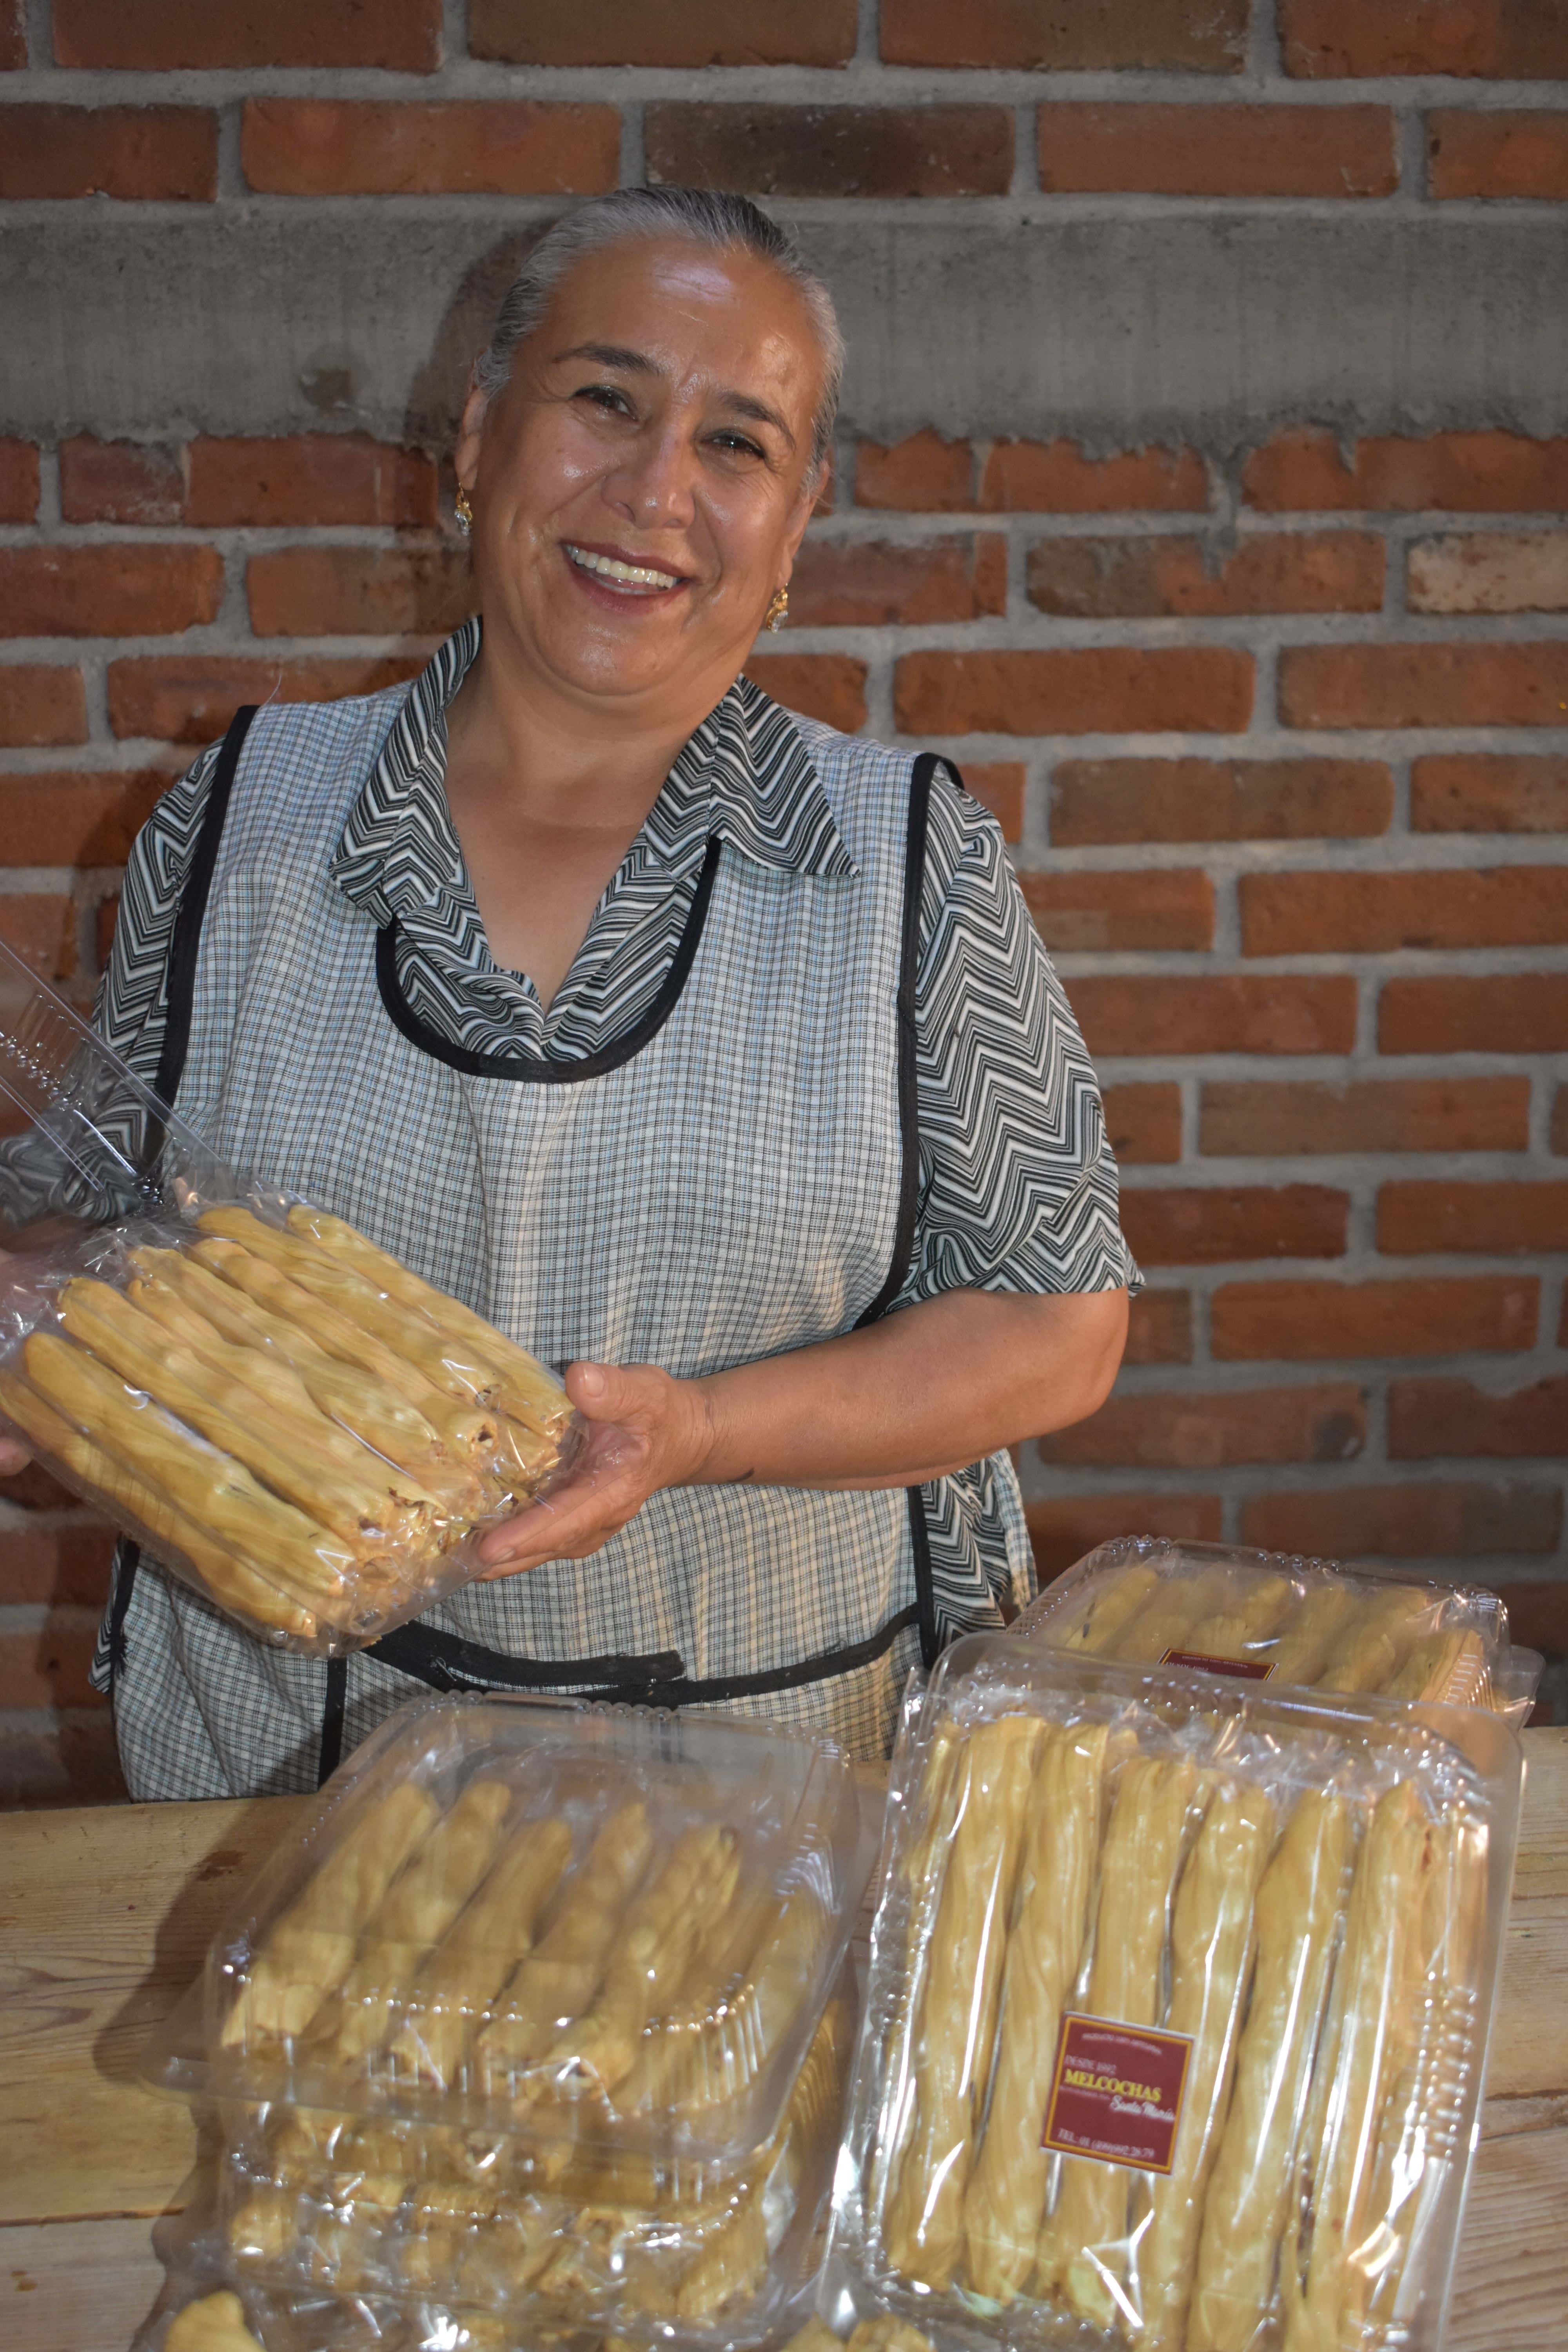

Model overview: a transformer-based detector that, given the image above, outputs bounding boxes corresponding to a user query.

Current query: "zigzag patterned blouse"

[99,620,1138,1327]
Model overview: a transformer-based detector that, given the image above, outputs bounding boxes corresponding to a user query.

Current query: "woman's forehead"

[535,236,823,407]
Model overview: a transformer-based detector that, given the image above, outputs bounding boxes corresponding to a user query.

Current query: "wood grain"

[0,1734,1562,2352]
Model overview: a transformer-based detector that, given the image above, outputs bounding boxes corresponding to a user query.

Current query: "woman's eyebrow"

[553,341,795,447]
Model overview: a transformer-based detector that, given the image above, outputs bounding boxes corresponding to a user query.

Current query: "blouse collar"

[328,617,857,933]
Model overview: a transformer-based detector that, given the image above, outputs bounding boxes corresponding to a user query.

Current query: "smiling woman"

[0,187,1136,1799]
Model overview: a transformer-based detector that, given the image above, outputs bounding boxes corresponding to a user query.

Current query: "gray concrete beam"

[2,207,1565,450]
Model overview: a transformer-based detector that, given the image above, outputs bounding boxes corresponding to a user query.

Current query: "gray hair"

[470,187,844,481]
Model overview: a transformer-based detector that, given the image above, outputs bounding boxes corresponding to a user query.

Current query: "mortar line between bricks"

[22,0,45,72]
[12,64,1568,107]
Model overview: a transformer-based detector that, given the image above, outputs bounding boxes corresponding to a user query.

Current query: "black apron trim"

[109,705,259,1694]
[373,836,723,1085]
[359,1603,920,1712]
[366,1621,687,1695]
[318,1656,348,1786]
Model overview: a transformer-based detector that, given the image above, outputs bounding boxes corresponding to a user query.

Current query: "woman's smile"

[561,538,694,604]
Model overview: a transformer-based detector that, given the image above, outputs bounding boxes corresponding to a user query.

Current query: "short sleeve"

[902,777,1141,1305]
[0,741,221,1227]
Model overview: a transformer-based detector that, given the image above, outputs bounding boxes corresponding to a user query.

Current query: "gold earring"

[764,586,788,633]
[454,485,474,535]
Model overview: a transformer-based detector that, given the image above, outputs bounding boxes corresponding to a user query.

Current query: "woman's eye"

[710,431,767,461]
[576,384,633,417]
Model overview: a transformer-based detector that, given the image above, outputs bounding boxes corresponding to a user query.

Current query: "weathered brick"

[958,760,1025,842]
[0,666,87,748]
[882,0,1247,70]
[743,655,866,733]
[1390,1376,1568,1459]
[0,105,216,200]
[1068,976,1356,1059]
[1244,867,1568,958]
[1411,754,1568,833]
[0,1715,127,1809]
[0,895,77,980]
[1242,867,1568,958]
[0,441,39,524]
[1103,1083,1183,1165]
[242,101,619,197]
[1042,1380,1365,1469]
[981,439,1208,514]
[1408,532,1568,615]
[53,0,442,70]
[1244,1480,1564,1562]
[471,0,855,65]
[1281,0,1568,79]
[1201,1077,1530,1158]
[0,771,169,866]
[855,432,975,513]
[0,1524,115,1606]
[1378,1181,1568,1256]
[1120,1184,1348,1266]
[1019,869,1214,953]
[1279,642,1568,729]
[0,1617,104,1709]
[896,648,1252,736]
[1025,1492,1224,1581]
[1052,756,1391,845]
[646,103,1012,196]
[1380,975,1568,1055]
[60,437,185,526]
[1429,108,1568,200]
[786,536,1005,628]
[0,547,223,640]
[1125,1287,1192,1363]
[0,0,22,69]
[1244,426,1568,512]
[189,436,437,530]
[1211,1275,1538,1361]
[1027,531,1381,619]
[1037,102,1396,195]
[107,655,424,744]
[1494,1581,1568,1661]
[247,547,473,639]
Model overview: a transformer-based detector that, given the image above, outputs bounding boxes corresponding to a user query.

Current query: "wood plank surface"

[1,1731,1563,2351]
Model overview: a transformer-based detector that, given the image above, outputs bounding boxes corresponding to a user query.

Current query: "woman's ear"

[453,380,489,492]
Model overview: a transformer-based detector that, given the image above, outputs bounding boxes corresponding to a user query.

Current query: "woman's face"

[455,236,827,721]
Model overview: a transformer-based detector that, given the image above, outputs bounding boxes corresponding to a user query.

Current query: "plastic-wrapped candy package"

[1011,1536,1544,1725]
[143,1694,875,2351]
[826,1633,1522,2352]
[0,939,580,1655]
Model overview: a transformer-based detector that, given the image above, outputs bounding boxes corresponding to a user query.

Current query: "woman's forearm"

[689,1286,1128,1492]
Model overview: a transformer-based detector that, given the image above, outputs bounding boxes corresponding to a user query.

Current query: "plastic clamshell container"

[826,1632,1522,2352]
[1010,1534,1537,1719]
[211,1964,857,2346]
[143,1694,871,2176]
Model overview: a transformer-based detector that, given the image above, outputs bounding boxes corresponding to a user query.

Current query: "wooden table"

[3,1732,1565,2352]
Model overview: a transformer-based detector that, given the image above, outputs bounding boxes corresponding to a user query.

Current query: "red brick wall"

[2,2,1566,1798]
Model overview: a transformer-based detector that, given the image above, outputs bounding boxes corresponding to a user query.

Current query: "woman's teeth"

[565,544,682,592]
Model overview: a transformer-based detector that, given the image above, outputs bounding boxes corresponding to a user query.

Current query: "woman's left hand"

[474,1360,714,1579]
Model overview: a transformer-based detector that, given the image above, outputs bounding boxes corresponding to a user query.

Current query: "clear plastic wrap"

[826,1632,1522,2352]
[1011,1536,1541,1721]
[0,940,581,1654]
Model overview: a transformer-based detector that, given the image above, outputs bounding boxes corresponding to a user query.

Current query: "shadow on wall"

[402,223,557,453]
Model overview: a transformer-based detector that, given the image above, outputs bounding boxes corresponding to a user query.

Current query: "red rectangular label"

[1161,1646,1275,1682]
[1042,2012,1192,2174]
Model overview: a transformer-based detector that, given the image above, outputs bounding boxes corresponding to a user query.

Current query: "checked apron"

[103,689,1026,1797]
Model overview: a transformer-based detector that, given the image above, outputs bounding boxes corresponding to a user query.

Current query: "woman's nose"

[604,426,698,528]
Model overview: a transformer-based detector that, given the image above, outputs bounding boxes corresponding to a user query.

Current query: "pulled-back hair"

[470,187,844,480]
